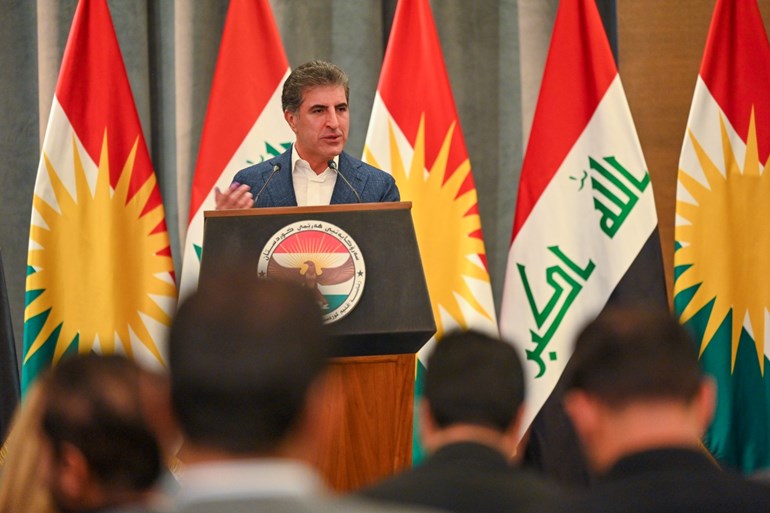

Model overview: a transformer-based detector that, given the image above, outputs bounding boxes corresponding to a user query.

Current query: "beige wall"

[619,0,770,300]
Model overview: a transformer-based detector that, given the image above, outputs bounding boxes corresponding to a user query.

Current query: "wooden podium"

[200,202,435,491]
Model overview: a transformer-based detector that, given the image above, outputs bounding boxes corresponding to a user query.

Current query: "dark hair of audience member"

[169,272,329,454]
[425,330,525,431]
[41,354,162,492]
[564,307,702,407]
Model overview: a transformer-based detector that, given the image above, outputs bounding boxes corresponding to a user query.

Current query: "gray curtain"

[0,0,557,363]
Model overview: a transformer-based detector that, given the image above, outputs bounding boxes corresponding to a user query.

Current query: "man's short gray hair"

[282,60,350,113]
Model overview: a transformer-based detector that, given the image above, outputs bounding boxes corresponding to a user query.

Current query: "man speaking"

[215,60,399,209]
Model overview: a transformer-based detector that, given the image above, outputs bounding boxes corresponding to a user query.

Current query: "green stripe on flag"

[678,296,770,472]
[21,309,58,394]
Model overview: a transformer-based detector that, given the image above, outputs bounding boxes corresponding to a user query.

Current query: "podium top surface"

[205,201,412,219]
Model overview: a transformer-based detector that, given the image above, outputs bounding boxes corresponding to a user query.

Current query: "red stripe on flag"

[55,0,161,210]
[512,0,616,238]
[189,0,289,220]
[700,0,770,163]
[272,231,348,254]
[378,0,468,176]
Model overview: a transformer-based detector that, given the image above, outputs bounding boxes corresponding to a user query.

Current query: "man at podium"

[215,60,399,209]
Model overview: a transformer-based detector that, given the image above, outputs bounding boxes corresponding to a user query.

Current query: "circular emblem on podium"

[258,220,366,324]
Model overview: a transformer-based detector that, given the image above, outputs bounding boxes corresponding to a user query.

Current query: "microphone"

[328,160,362,203]
[253,163,281,207]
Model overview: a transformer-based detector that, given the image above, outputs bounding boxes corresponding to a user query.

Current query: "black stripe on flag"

[522,228,668,485]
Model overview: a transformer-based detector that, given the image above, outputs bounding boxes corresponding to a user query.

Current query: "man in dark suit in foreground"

[359,330,560,513]
[168,270,444,513]
[551,307,770,513]
[215,60,398,209]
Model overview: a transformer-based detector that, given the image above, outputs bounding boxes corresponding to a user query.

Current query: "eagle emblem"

[267,256,355,309]
[258,220,366,323]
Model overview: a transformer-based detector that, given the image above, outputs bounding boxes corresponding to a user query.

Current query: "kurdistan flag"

[23,0,176,392]
[499,0,665,436]
[364,0,497,462]
[178,0,293,299]
[364,0,497,349]
[674,0,770,473]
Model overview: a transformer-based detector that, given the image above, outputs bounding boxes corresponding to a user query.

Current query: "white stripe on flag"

[501,76,658,430]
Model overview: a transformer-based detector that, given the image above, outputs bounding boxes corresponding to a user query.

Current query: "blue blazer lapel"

[330,152,366,204]
[262,149,297,207]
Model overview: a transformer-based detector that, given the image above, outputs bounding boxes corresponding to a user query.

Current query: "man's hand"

[215,182,253,210]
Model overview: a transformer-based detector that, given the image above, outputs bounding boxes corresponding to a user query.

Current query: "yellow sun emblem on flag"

[25,134,176,366]
[675,109,769,374]
[365,114,493,338]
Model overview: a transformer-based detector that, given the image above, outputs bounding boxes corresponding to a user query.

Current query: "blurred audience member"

[0,380,56,513]
[137,367,182,469]
[168,270,441,513]
[551,307,770,513]
[359,330,560,513]
[40,354,163,513]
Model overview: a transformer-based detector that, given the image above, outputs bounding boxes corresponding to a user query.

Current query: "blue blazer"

[232,148,400,207]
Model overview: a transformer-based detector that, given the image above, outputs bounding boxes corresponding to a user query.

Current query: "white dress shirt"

[292,147,338,206]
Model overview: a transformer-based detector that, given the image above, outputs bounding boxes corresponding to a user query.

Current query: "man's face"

[285,85,349,170]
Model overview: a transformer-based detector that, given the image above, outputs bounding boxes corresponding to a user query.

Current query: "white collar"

[176,459,326,506]
[292,145,339,175]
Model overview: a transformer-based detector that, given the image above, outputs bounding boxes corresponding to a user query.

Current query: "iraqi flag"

[178,0,294,299]
[499,0,666,446]
[674,0,770,474]
[23,0,177,391]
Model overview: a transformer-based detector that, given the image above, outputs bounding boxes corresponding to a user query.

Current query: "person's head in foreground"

[41,353,162,513]
[421,330,525,459]
[562,307,714,473]
[168,271,329,460]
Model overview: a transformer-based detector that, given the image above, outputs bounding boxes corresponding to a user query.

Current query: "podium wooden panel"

[314,354,415,492]
[201,203,433,492]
